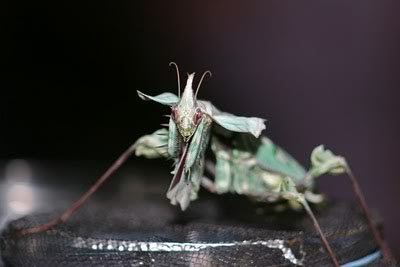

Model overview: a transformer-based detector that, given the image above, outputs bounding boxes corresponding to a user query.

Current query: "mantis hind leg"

[18,129,169,236]
[18,142,139,236]
[283,176,340,267]
[306,145,393,262]
[342,166,392,262]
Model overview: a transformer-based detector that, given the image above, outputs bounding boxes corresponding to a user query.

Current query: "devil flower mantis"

[19,63,393,266]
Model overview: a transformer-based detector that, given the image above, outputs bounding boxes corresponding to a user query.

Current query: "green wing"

[255,136,306,181]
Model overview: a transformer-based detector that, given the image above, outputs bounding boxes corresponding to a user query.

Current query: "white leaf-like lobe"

[137,91,179,106]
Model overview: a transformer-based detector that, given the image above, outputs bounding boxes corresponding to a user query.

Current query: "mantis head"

[171,73,202,142]
[169,63,211,143]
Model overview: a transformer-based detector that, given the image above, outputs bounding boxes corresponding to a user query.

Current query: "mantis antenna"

[195,70,212,98]
[169,62,181,98]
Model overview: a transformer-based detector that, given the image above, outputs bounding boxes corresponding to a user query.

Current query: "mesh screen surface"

[0,190,387,267]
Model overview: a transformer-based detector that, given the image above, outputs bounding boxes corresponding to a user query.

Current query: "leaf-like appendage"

[212,114,266,138]
[197,100,266,138]
[309,145,347,178]
[137,91,179,106]
[134,129,169,159]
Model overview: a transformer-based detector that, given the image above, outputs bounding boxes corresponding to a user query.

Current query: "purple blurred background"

[1,0,399,259]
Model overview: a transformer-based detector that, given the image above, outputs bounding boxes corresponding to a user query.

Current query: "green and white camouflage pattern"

[135,73,348,210]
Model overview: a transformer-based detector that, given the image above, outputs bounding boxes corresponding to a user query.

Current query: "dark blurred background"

[0,0,399,260]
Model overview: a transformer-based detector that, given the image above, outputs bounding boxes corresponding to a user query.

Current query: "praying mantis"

[19,63,392,266]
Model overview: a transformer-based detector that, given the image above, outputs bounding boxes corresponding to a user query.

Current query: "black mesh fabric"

[0,189,390,267]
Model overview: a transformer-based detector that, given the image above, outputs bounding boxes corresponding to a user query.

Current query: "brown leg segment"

[300,198,340,267]
[345,166,394,263]
[18,142,138,236]
[201,176,217,193]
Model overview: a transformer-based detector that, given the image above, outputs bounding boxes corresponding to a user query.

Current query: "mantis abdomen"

[211,134,322,206]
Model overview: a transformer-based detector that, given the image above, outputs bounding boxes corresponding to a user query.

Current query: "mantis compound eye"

[171,106,179,122]
[193,108,203,125]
